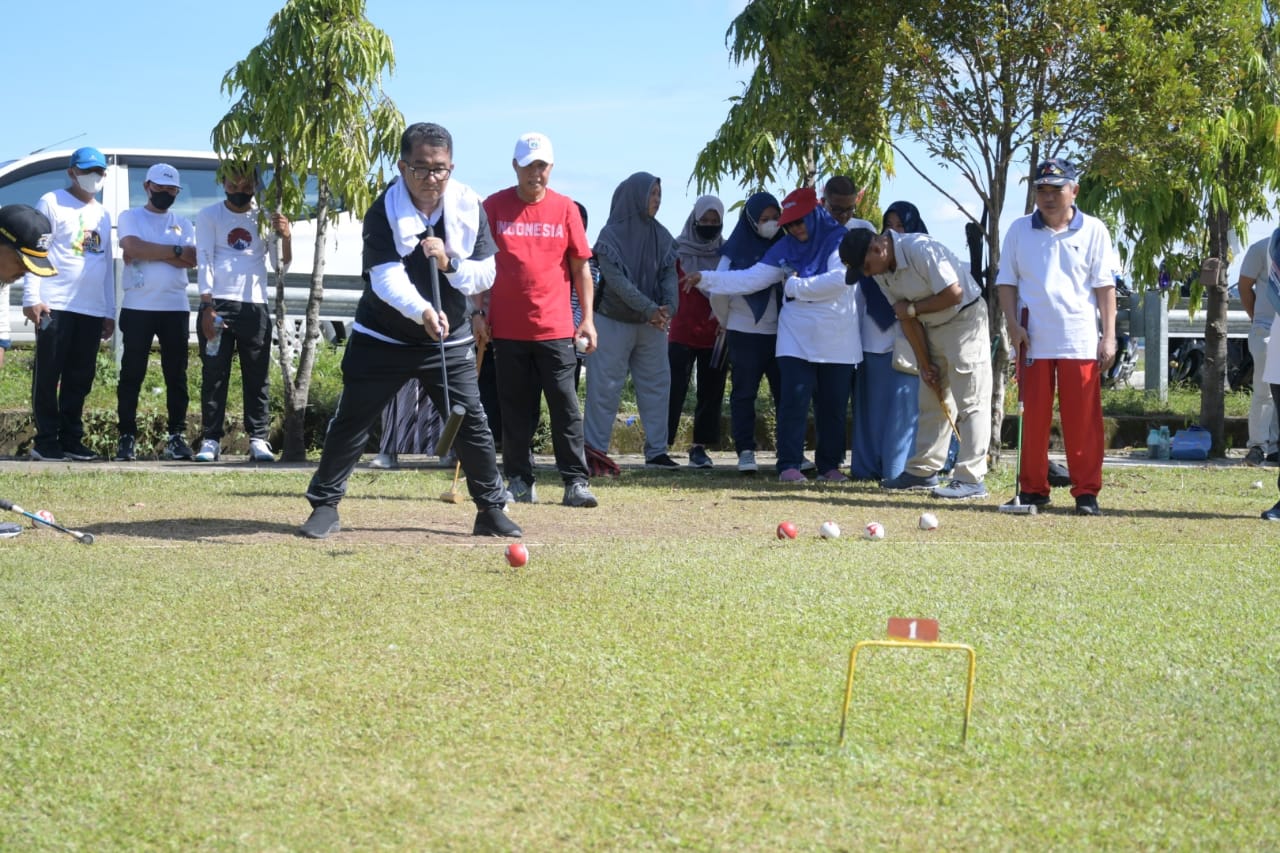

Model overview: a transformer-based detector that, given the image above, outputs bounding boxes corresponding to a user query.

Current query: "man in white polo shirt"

[842,225,992,500]
[997,158,1119,516]
[115,163,198,461]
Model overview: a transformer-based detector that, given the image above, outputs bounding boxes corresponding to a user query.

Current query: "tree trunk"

[1199,194,1230,455]
[275,183,330,462]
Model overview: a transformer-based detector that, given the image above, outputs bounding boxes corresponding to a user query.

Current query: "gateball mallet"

[0,498,95,544]
[424,223,466,457]
[440,340,484,504]
[999,306,1037,516]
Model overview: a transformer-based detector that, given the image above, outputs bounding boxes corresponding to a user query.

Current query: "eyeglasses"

[827,204,855,217]
[405,163,453,182]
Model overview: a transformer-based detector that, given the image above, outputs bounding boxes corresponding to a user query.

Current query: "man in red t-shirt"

[481,133,599,508]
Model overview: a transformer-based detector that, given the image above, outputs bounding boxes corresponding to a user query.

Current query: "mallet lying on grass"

[0,498,95,544]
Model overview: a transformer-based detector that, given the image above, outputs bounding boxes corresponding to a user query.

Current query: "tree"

[1081,0,1280,453]
[212,0,402,460]
[692,0,890,217]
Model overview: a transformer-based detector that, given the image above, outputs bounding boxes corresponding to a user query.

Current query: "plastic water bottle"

[1158,426,1171,460]
[128,261,145,290]
[1147,428,1162,460]
[206,315,226,357]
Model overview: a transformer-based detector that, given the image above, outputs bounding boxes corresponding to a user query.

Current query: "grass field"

[1,462,1278,850]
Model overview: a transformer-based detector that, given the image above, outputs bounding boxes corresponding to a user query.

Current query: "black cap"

[0,205,55,277]
[840,229,875,284]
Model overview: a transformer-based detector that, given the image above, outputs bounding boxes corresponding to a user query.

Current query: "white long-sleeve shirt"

[195,201,277,304]
[699,249,861,364]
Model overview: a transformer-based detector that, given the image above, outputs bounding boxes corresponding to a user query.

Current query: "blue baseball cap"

[1034,158,1078,186]
[69,147,107,170]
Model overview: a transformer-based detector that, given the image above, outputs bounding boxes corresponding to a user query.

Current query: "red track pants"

[1018,357,1103,498]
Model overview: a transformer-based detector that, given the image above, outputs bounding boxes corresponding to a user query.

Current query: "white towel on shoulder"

[385,177,481,263]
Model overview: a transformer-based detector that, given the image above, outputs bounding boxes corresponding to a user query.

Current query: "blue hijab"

[865,200,931,331]
[884,200,929,235]
[720,192,781,271]
[761,204,847,277]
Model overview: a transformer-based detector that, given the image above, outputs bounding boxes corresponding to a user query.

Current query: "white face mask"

[76,173,105,195]
[756,220,780,240]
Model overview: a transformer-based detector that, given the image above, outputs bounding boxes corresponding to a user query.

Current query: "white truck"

[0,148,367,345]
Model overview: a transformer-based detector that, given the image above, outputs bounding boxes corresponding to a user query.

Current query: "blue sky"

[8,0,1274,276]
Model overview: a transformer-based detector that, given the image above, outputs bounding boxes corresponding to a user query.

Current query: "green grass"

[1,465,1278,849]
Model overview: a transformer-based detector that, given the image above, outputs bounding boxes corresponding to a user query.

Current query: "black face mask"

[695,223,722,241]
[149,190,177,211]
[226,191,253,208]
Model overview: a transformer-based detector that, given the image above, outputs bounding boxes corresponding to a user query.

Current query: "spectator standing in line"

[368,380,443,469]
[1237,235,1279,467]
[23,147,115,461]
[0,206,57,366]
[482,132,598,508]
[689,187,860,482]
[1258,227,1280,520]
[300,122,520,540]
[114,164,197,461]
[847,200,922,482]
[695,192,783,474]
[194,164,291,462]
[668,194,727,469]
[582,172,680,471]
[997,158,1118,516]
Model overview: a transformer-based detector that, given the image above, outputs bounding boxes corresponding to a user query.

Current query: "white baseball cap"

[145,163,182,188]
[514,132,554,167]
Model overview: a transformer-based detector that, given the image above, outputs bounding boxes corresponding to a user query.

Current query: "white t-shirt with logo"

[22,188,115,318]
[195,201,274,304]
[997,208,1119,360]
[118,207,196,312]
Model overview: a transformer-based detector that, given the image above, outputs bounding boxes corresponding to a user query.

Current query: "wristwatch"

[469,309,486,319]
[906,302,917,319]
[172,245,183,258]
[445,257,458,274]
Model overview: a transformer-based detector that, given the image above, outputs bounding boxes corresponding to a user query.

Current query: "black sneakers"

[1074,494,1102,516]
[115,435,137,462]
[644,453,680,470]
[164,434,195,460]
[1005,492,1051,508]
[474,507,523,537]
[688,446,713,468]
[299,505,341,539]
[63,441,99,462]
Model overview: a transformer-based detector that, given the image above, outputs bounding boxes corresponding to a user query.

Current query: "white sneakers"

[249,438,276,462]
[192,438,275,462]
[194,439,220,462]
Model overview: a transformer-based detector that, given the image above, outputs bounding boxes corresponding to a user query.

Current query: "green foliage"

[210,0,403,459]
[692,1,891,201]
[1080,0,1280,290]
[212,0,403,225]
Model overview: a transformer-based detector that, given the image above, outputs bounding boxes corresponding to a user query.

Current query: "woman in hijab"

[693,192,784,474]
[849,200,926,482]
[583,172,680,471]
[689,187,861,482]
[668,195,727,469]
